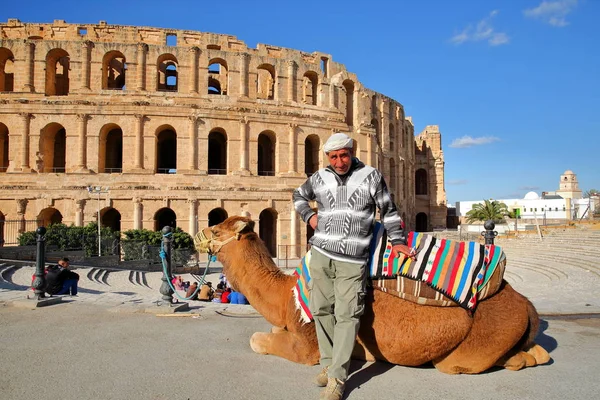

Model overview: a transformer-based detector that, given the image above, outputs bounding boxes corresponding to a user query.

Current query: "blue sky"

[4,0,599,204]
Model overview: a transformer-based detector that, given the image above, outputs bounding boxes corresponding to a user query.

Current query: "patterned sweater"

[293,158,406,264]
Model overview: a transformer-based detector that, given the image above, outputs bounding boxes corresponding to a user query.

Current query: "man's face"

[59,260,69,268]
[327,148,353,175]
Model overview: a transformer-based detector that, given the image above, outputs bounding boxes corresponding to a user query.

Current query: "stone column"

[288,123,297,173]
[75,199,86,227]
[188,115,199,170]
[76,114,90,172]
[22,41,35,92]
[238,117,249,173]
[16,199,27,234]
[188,199,198,237]
[134,114,145,170]
[287,60,297,102]
[133,198,143,230]
[188,47,199,94]
[136,43,148,91]
[367,132,374,168]
[290,206,298,258]
[239,53,250,97]
[19,113,31,171]
[80,40,93,91]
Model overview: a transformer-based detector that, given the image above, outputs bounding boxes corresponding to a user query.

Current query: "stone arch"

[415,168,428,195]
[389,123,395,151]
[257,63,275,100]
[39,123,66,173]
[154,207,176,230]
[157,53,178,92]
[155,125,177,174]
[0,47,15,92]
[390,157,396,196]
[208,208,228,227]
[371,94,378,117]
[304,134,320,176]
[101,207,121,232]
[342,79,354,126]
[208,58,228,95]
[259,208,278,257]
[45,48,70,96]
[38,207,63,227]
[98,123,123,173]
[302,71,318,105]
[208,128,227,175]
[257,130,276,176]
[416,212,428,232]
[102,50,126,90]
[0,122,8,173]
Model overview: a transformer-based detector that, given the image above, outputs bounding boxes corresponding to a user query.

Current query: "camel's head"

[194,216,255,255]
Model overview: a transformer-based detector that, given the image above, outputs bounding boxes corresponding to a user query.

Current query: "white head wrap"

[323,133,353,153]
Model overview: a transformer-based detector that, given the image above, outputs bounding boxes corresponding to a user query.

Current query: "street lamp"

[87,186,109,256]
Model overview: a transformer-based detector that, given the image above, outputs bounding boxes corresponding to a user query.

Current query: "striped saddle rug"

[292,224,506,323]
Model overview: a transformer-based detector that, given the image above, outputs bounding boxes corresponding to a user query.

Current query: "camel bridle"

[194,228,241,255]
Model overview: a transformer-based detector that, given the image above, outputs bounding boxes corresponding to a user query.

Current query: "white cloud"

[447,179,468,185]
[449,136,500,148]
[450,10,510,46]
[524,0,578,27]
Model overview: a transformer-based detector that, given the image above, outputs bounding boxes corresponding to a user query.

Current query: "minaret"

[556,170,582,199]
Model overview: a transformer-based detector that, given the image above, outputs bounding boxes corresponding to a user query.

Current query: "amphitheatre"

[0,18,446,256]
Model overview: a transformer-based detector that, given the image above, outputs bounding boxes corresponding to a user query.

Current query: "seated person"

[186,282,199,300]
[220,287,232,304]
[45,257,79,296]
[228,290,249,305]
[171,276,184,291]
[198,282,214,301]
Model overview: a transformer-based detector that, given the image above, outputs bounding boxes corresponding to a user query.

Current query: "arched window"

[38,208,63,227]
[416,212,428,232]
[101,208,121,232]
[389,158,396,196]
[415,168,428,195]
[372,118,381,146]
[156,127,177,174]
[39,123,66,173]
[259,208,278,257]
[371,95,378,117]
[208,208,228,227]
[302,71,318,105]
[343,79,354,126]
[0,47,15,92]
[157,54,178,92]
[304,135,320,176]
[389,123,395,152]
[258,131,276,176]
[208,58,228,95]
[0,123,8,173]
[102,51,126,90]
[154,208,176,231]
[45,48,70,96]
[99,124,123,173]
[257,64,275,100]
[208,129,227,175]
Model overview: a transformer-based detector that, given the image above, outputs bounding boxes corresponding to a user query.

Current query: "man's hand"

[308,214,317,230]
[392,244,417,261]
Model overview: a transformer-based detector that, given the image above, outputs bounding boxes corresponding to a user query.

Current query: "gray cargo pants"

[308,249,368,381]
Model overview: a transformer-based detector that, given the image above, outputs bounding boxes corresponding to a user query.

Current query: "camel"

[196,216,551,374]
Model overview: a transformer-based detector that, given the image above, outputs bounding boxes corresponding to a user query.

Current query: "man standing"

[293,133,414,400]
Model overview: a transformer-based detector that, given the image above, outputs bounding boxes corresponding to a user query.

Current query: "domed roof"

[524,191,540,200]
[563,170,574,175]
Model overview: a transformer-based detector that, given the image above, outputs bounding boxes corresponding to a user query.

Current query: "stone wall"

[0,19,446,255]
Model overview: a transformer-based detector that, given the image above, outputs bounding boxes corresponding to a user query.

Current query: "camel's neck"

[218,234,296,328]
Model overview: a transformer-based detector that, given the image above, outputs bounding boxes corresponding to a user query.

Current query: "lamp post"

[87,186,109,256]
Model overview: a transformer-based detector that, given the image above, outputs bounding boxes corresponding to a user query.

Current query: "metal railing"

[276,244,310,269]
[258,170,275,176]
[0,219,43,246]
[207,168,227,175]
[156,168,177,174]
[51,167,66,173]
[104,167,123,173]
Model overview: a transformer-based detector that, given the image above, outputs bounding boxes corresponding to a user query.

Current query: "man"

[45,257,80,296]
[293,132,414,400]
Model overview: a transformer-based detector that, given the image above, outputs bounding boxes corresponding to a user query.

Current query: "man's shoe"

[320,377,345,400]
[314,366,328,387]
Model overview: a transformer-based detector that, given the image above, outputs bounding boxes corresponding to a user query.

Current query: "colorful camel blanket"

[292,224,506,323]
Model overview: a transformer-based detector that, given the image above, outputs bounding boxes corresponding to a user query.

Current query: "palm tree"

[466,199,509,224]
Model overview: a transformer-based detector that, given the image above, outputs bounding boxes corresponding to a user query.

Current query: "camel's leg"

[495,350,537,371]
[250,330,320,365]
[433,284,531,374]
[352,338,376,362]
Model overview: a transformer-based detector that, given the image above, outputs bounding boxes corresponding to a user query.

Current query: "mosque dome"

[563,170,574,175]
[524,191,540,200]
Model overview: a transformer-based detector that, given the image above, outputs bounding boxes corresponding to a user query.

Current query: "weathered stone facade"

[0,19,446,254]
